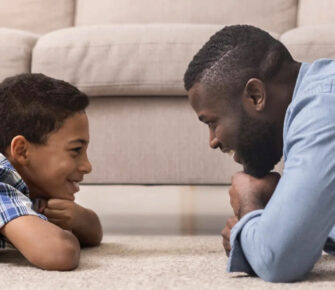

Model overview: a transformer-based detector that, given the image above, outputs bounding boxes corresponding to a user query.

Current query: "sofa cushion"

[298,0,335,27]
[32,24,229,96]
[0,28,38,82]
[75,0,297,34]
[85,96,243,184]
[280,26,335,62]
[0,0,75,34]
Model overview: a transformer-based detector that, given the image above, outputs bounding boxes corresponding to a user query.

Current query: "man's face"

[24,112,92,200]
[188,82,281,178]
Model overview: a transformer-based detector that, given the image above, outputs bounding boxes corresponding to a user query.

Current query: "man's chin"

[243,165,274,178]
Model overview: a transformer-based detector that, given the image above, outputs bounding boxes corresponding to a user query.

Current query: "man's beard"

[236,109,282,178]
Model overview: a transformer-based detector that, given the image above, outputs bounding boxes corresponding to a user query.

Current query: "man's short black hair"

[184,24,294,96]
[0,73,89,154]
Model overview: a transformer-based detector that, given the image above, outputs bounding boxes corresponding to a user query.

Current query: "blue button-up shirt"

[0,153,46,247]
[227,59,335,282]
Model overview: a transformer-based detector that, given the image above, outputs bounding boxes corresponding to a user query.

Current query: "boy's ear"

[242,78,266,113]
[10,135,30,165]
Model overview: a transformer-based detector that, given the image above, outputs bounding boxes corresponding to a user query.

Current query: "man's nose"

[209,130,220,149]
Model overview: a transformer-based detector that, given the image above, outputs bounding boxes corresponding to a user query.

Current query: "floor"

[75,185,234,235]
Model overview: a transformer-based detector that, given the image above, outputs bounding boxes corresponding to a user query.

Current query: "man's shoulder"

[298,59,335,95]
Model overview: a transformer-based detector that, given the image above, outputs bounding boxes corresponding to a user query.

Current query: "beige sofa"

[0,0,334,184]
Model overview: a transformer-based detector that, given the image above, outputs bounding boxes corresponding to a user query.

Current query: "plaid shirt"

[0,153,47,248]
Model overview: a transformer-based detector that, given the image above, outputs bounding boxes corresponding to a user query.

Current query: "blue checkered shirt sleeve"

[0,155,47,248]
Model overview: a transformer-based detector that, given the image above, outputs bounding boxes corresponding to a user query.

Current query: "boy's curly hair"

[0,73,89,154]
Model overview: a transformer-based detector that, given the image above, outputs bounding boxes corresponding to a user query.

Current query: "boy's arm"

[43,199,103,247]
[0,215,80,270]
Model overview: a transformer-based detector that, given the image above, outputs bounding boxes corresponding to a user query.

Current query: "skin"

[1,112,102,270]
[187,61,302,256]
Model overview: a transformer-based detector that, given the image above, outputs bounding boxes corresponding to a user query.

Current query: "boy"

[0,73,102,270]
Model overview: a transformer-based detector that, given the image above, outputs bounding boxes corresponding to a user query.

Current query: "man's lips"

[219,146,243,164]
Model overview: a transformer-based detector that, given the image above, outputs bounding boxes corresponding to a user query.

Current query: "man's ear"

[10,135,30,165]
[242,78,266,113]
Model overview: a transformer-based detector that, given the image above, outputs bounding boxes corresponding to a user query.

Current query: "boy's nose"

[80,154,92,174]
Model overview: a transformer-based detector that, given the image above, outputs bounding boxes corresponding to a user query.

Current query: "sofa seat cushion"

[32,24,232,97]
[280,25,335,62]
[0,28,38,82]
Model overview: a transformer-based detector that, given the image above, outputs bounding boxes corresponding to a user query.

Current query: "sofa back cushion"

[75,0,298,34]
[298,0,335,26]
[0,0,75,34]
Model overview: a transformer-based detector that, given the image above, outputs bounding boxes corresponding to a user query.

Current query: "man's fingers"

[227,216,239,228]
[229,187,239,217]
[222,225,232,257]
[222,216,239,257]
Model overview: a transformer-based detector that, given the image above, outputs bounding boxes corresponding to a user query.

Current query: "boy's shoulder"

[0,153,28,195]
[0,153,47,248]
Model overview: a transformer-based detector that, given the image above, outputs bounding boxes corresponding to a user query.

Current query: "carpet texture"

[1,235,335,289]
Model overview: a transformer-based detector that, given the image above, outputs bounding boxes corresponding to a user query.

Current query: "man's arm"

[43,199,103,247]
[228,100,335,282]
[0,215,80,270]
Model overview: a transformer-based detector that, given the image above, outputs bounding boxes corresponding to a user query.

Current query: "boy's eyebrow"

[69,139,89,145]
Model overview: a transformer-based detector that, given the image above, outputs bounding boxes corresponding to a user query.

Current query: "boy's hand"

[43,198,103,247]
[229,171,281,219]
[43,199,84,231]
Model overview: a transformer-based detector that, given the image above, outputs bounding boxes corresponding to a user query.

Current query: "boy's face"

[23,112,92,201]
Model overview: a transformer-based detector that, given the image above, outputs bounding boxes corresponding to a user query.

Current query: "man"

[184,24,335,282]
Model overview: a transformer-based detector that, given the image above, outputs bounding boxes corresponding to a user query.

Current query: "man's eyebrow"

[69,139,89,145]
[198,115,206,122]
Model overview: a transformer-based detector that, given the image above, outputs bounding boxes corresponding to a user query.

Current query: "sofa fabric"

[32,24,224,96]
[0,28,37,82]
[0,0,75,35]
[85,96,243,184]
[281,26,335,62]
[75,0,297,34]
[298,0,335,27]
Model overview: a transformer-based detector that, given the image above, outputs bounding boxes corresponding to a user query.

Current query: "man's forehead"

[188,82,224,112]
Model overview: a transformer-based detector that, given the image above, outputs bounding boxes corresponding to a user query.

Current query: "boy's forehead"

[48,113,90,144]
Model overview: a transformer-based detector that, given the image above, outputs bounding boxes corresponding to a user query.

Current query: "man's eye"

[71,147,82,153]
[208,122,216,129]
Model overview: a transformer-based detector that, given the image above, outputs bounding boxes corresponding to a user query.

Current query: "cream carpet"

[1,235,335,290]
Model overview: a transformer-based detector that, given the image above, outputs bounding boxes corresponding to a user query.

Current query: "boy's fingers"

[47,218,62,226]
[47,199,69,209]
[43,208,64,218]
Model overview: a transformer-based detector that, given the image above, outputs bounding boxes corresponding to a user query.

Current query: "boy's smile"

[15,112,92,200]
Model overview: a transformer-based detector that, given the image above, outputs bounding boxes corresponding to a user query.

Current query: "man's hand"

[43,199,84,231]
[222,216,239,257]
[230,171,281,219]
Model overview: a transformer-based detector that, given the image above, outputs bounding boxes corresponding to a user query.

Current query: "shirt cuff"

[227,209,263,274]
[324,225,335,255]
